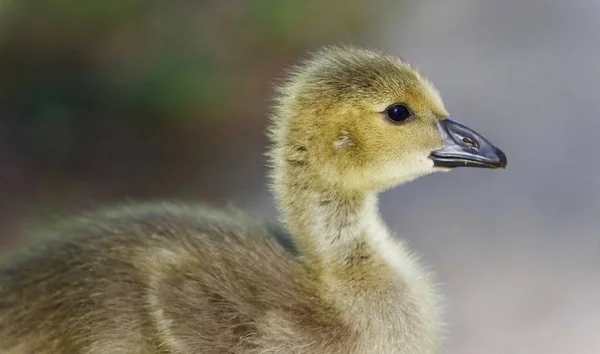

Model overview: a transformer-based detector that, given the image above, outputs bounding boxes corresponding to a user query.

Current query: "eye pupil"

[386,104,411,123]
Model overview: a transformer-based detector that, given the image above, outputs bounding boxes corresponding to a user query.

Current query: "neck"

[274,166,394,277]
[272,164,441,347]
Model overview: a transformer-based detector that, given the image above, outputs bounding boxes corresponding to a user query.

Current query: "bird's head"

[269,46,506,193]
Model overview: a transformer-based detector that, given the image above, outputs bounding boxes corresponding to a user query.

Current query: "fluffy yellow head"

[269,46,450,193]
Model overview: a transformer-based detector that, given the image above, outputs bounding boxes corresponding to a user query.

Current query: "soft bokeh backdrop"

[1,1,598,353]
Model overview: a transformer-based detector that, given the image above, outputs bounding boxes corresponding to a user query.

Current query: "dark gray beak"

[429,119,507,169]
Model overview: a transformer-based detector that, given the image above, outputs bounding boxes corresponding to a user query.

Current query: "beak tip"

[496,148,508,169]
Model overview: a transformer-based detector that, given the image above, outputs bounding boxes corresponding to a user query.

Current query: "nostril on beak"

[462,137,477,148]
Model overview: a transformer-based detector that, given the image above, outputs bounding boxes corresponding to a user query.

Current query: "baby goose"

[0,47,506,354]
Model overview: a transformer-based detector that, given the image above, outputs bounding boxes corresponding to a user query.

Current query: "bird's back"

[0,203,355,353]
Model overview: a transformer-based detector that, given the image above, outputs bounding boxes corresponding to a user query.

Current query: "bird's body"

[0,203,435,354]
[0,47,506,353]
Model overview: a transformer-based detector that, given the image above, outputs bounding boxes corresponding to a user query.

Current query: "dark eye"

[385,104,412,123]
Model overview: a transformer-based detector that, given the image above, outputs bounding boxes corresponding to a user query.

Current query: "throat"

[271,169,439,343]
[277,182,390,274]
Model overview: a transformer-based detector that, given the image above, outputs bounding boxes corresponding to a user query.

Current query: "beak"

[429,119,507,169]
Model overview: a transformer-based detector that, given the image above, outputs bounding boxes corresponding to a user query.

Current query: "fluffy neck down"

[275,163,426,284]
[272,161,441,352]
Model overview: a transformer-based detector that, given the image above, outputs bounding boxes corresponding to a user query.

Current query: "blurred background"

[0,0,599,352]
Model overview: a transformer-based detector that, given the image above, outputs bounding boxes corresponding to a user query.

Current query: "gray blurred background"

[1,0,598,352]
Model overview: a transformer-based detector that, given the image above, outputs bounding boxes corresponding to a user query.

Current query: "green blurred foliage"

[0,0,371,166]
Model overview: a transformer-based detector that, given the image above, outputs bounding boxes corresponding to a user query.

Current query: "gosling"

[0,46,506,354]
